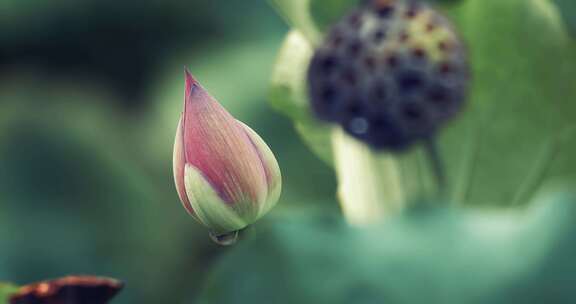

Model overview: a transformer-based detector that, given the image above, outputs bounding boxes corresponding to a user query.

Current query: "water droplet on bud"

[209,230,239,246]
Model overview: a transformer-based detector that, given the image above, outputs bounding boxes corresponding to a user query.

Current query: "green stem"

[267,0,321,46]
[424,137,447,198]
[511,137,559,206]
[451,121,482,205]
[331,128,405,225]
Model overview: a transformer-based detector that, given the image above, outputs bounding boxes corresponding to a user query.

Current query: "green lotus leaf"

[199,190,576,304]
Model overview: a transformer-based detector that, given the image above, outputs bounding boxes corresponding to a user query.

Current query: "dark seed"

[386,55,399,68]
[349,13,363,28]
[372,117,387,128]
[348,41,362,56]
[402,104,424,121]
[397,70,425,93]
[399,32,409,42]
[438,41,451,52]
[405,6,418,18]
[412,48,426,59]
[373,29,386,43]
[331,34,344,48]
[439,62,453,75]
[346,103,364,119]
[322,86,337,103]
[342,69,357,86]
[369,116,409,150]
[427,85,450,104]
[364,56,377,70]
[321,56,338,73]
[373,84,387,100]
[376,6,394,18]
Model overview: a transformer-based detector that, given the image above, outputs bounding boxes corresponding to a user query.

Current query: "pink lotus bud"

[173,68,281,243]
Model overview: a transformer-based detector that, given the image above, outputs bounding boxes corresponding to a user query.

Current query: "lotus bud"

[173,69,282,245]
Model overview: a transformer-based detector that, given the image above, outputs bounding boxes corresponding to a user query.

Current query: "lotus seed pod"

[173,69,282,244]
[308,0,469,150]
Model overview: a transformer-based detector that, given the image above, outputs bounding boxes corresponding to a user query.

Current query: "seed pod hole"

[347,102,363,116]
[386,54,400,68]
[348,12,363,28]
[373,29,386,43]
[371,117,387,129]
[397,70,425,93]
[401,103,427,126]
[439,62,453,75]
[376,6,394,19]
[364,56,377,71]
[321,56,338,73]
[373,85,387,100]
[405,5,418,18]
[321,86,337,104]
[427,85,450,105]
[348,41,363,56]
[438,41,452,52]
[331,33,344,48]
[412,48,426,60]
[399,31,410,42]
[342,69,358,86]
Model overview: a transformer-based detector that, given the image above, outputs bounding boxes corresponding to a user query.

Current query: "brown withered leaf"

[9,276,123,304]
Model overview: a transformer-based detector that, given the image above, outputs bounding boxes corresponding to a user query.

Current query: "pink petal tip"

[184,67,199,97]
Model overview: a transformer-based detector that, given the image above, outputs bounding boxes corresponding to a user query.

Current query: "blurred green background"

[2,0,576,303]
[0,1,337,302]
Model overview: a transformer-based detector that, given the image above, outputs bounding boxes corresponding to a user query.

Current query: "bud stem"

[331,128,405,225]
